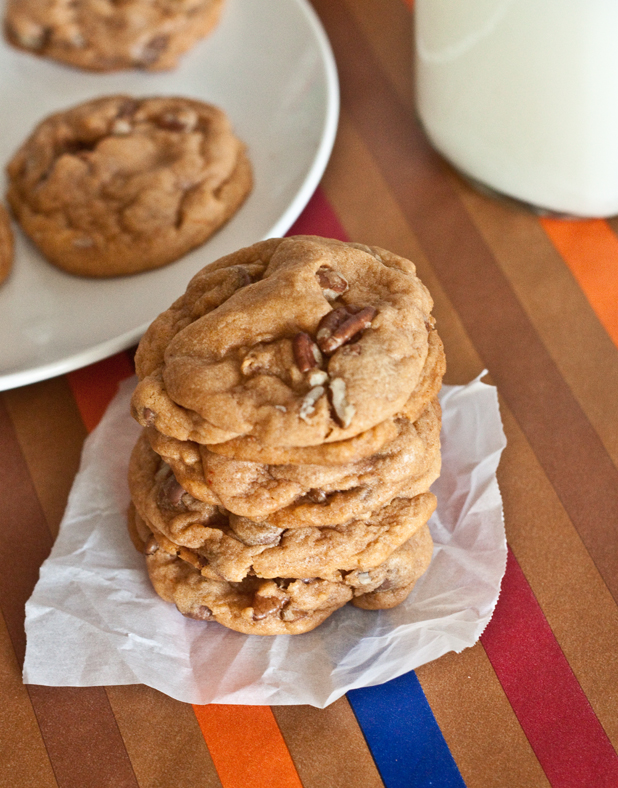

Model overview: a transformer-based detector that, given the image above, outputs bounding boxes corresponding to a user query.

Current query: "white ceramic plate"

[0,0,338,391]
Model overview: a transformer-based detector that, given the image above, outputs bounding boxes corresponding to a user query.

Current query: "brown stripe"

[416,646,550,788]
[27,686,139,788]
[454,182,618,467]
[106,685,223,788]
[0,609,57,788]
[273,698,385,788]
[341,0,414,113]
[3,377,87,540]
[0,394,53,664]
[320,108,483,385]
[312,0,618,602]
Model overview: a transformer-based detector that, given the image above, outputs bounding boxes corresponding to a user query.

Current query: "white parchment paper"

[23,374,507,708]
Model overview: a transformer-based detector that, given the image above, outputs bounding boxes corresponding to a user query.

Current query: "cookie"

[129,504,434,634]
[148,397,442,521]
[351,523,434,610]
[129,435,437,582]
[131,236,435,445]
[6,95,252,277]
[162,329,445,468]
[4,0,224,72]
[0,204,14,286]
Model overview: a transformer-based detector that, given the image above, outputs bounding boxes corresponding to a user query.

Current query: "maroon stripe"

[311,0,618,601]
[0,395,53,664]
[482,550,618,787]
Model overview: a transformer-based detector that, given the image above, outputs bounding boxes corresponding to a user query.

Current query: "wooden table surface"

[2,1,618,786]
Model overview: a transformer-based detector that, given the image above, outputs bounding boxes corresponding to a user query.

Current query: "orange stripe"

[192,705,303,788]
[67,352,134,432]
[540,218,618,347]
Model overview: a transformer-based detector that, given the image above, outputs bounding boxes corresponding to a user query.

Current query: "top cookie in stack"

[128,236,446,634]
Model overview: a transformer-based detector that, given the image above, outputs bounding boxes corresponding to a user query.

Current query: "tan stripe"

[106,685,223,788]
[416,646,550,788]
[0,609,57,788]
[321,108,483,385]
[454,181,618,466]
[341,0,414,113]
[3,377,87,540]
[497,400,618,747]
[272,697,385,788]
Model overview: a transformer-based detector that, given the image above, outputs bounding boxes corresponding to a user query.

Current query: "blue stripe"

[347,670,466,788]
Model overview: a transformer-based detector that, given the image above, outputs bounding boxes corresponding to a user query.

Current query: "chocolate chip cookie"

[131,236,435,445]
[6,95,252,277]
[5,0,224,72]
[0,204,14,286]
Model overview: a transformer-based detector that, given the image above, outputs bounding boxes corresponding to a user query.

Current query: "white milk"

[415,0,618,217]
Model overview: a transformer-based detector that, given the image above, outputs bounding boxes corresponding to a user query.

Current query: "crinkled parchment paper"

[23,373,506,708]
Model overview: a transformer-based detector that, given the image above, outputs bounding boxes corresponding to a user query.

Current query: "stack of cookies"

[127,236,446,634]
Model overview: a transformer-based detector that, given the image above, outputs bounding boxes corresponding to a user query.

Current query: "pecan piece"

[329,377,355,428]
[317,306,377,354]
[299,386,325,423]
[292,332,322,372]
[316,266,349,299]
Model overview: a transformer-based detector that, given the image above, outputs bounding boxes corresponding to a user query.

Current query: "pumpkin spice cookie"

[4,0,225,72]
[129,504,435,634]
[6,95,252,277]
[0,204,14,286]
[129,430,437,581]
[147,397,442,521]
[131,236,435,445]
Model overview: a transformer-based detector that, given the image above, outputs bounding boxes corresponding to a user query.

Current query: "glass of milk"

[415,0,618,217]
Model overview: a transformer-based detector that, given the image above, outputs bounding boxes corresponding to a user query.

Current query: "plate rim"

[0,0,340,391]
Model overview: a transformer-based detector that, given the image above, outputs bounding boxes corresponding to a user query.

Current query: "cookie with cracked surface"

[129,430,437,580]
[129,503,354,635]
[6,95,251,277]
[163,329,445,468]
[4,0,224,72]
[148,398,442,522]
[0,204,14,286]
[129,504,435,633]
[131,236,435,445]
[352,523,434,610]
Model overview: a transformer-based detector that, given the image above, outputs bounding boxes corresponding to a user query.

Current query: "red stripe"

[481,549,618,787]
[67,352,134,432]
[286,187,349,241]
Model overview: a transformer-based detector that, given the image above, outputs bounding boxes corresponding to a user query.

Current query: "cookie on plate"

[4,0,224,72]
[6,95,252,277]
[0,204,14,286]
